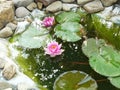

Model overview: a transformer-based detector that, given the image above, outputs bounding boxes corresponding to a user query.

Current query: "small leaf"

[55,22,83,42]
[18,25,51,48]
[109,76,120,88]
[53,71,97,90]
[56,11,80,23]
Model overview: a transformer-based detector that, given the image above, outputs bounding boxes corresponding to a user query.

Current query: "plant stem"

[72,62,89,65]
[96,79,108,83]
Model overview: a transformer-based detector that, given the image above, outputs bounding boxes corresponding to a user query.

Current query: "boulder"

[77,0,93,5]
[0,1,14,29]
[2,63,16,80]
[13,0,34,7]
[0,27,13,38]
[27,2,37,11]
[36,0,56,6]
[61,0,75,3]
[46,1,62,12]
[6,23,17,31]
[63,3,79,11]
[15,7,30,18]
[37,2,43,10]
[101,0,118,6]
[0,82,13,90]
[83,0,104,13]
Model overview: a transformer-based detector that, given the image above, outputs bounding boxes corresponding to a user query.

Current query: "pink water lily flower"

[44,41,64,57]
[42,16,54,27]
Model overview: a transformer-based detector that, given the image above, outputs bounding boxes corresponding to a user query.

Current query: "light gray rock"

[27,2,37,11]
[15,7,30,18]
[77,0,93,5]
[0,27,13,38]
[4,88,12,90]
[101,0,118,6]
[83,0,104,13]
[0,82,13,90]
[37,0,56,6]
[37,2,43,10]
[63,3,79,11]
[0,1,14,29]
[0,58,6,69]
[17,83,38,90]
[2,63,16,80]
[46,1,62,12]
[61,0,75,3]
[6,23,17,31]
[13,0,34,7]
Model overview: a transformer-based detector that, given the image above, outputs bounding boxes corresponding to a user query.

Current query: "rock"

[0,27,13,38]
[17,83,38,90]
[83,0,104,13]
[15,20,30,34]
[0,1,14,29]
[101,0,117,6]
[0,58,6,69]
[2,63,16,80]
[61,0,75,3]
[27,2,37,11]
[0,38,9,57]
[31,9,45,18]
[46,1,62,12]
[77,0,93,5]
[6,23,17,31]
[0,82,13,90]
[63,3,79,11]
[13,0,34,7]
[37,0,56,6]
[4,88,12,90]
[37,2,43,10]
[15,7,30,18]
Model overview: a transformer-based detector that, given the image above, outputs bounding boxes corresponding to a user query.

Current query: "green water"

[13,39,120,90]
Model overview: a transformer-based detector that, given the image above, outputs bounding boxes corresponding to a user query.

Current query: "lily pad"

[53,71,97,90]
[109,76,120,88]
[82,38,120,77]
[82,38,105,57]
[18,25,51,48]
[56,11,80,23]
[55,22,82,42]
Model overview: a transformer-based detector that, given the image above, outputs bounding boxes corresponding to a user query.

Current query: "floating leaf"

[55,22,82,42]
[82,38,105,57]
[109,76,120,88]
[18,25,51,48]
[82,38,120,77]
[56,11,80,23]
[53,71,97,90]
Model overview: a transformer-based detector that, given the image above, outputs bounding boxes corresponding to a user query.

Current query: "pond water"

[9,38,120,90]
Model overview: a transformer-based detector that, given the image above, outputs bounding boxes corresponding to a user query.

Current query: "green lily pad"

[82,38,105,57]
[55,22,82,42]
[18,25,51,48]
[56,11,80,23]
[82,38,120,77]
[53,71,97,90]
[109,76,120,88]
